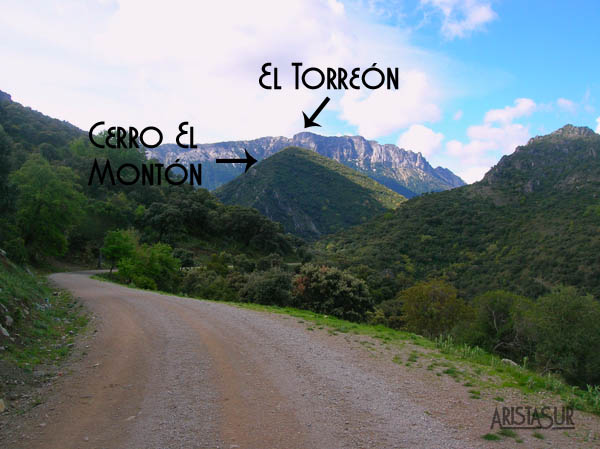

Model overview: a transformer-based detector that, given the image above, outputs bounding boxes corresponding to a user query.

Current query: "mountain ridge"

[147,132,465,197]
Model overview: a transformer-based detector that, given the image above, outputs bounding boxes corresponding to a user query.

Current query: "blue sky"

[1,0,599,182]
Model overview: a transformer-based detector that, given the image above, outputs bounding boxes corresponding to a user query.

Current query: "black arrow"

[303,96,330,128]
[216,149,257,173]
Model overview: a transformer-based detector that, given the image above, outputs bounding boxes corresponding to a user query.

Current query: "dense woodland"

[1,91,600,387]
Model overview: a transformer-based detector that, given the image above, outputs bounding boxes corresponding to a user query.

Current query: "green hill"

[0,90,303,266]
[316,125,600,300]
[215,147,406,240]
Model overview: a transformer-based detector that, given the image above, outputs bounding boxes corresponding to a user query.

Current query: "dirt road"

[1,272,598,448]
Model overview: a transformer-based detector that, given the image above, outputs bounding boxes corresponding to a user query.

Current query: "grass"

[0,261,89,372]
[92,273,600,416]
[433,336,600,415]
[532,431,545,439]
[469,389,482,399]
[498,428,518,438]
[407,351,419,363]
[482,433,501,441]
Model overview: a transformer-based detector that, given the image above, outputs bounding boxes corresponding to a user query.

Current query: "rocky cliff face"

[147,132,465,196]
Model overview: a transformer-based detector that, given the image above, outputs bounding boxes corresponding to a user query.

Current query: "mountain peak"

[482,124,599,196]
[551,124,596,138]
[525,124,597,146]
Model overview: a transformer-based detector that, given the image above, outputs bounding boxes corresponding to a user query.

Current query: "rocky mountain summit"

[147,132,465,196]
[481,125,599,196]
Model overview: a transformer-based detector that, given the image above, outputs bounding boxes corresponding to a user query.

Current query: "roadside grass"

[91,273,600,416]
[1,291,88,371]
[482,433,501,441]
[498,428,518,438]
[0,262,89,372]
[482,429,520,443]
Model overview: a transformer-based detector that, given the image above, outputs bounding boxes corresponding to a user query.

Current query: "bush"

[233,254,256,273]
[117,243,181,292]
[3,236,27,264]
[400,279,470,338]
[181,269,239,301]
[521,286,600,386]
[205,253,230,276]
[173,248,195,269]
[467,290,533,358]
[239,268,292,306]
[256,253,283,271]
[292,264,372,321]
[370,297,404,329]
[101,229,137,273]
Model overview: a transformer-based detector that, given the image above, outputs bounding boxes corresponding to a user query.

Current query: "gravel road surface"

[1,271,598,448]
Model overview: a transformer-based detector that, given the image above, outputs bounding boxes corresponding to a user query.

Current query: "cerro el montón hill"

[215,147,406,240]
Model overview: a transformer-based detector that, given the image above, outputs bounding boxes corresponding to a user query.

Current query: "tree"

[239,268,292,306]
[400,279,470,338]
[520,286,600,386]
[117,243,181,292]
[292,264,372,321]
[9,154,85,260]
[469,290,533,357]
[101,229,137,274]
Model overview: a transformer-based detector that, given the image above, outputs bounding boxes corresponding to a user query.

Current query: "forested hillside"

[317,125,600,300]
[215,147,405,239]
[0,90,303,268]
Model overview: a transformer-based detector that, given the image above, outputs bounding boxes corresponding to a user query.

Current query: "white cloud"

[557,97,576,113]
[421,0,497,39]
[397,124,444,157]
[444,99,535,183]
[339,70,441,138]
[484,98,536,124]
[453,109,463,120]
[0,0,446,142]
[596,117,600,134]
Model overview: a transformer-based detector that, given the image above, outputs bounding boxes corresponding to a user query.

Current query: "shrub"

[101,229,137,273]
[239,268,292,306]
[521,286,600,386]
[400,279,470,338]
[117,242,181,292]
[172,248,195,269]
[181,269,239,301]
[256,253,284,271]
[206,253,229,276]
[232,254,256,273]
[292,264,372,321]
[3,236,27,264]
[467,290,533,358]
[371,297,404,329]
